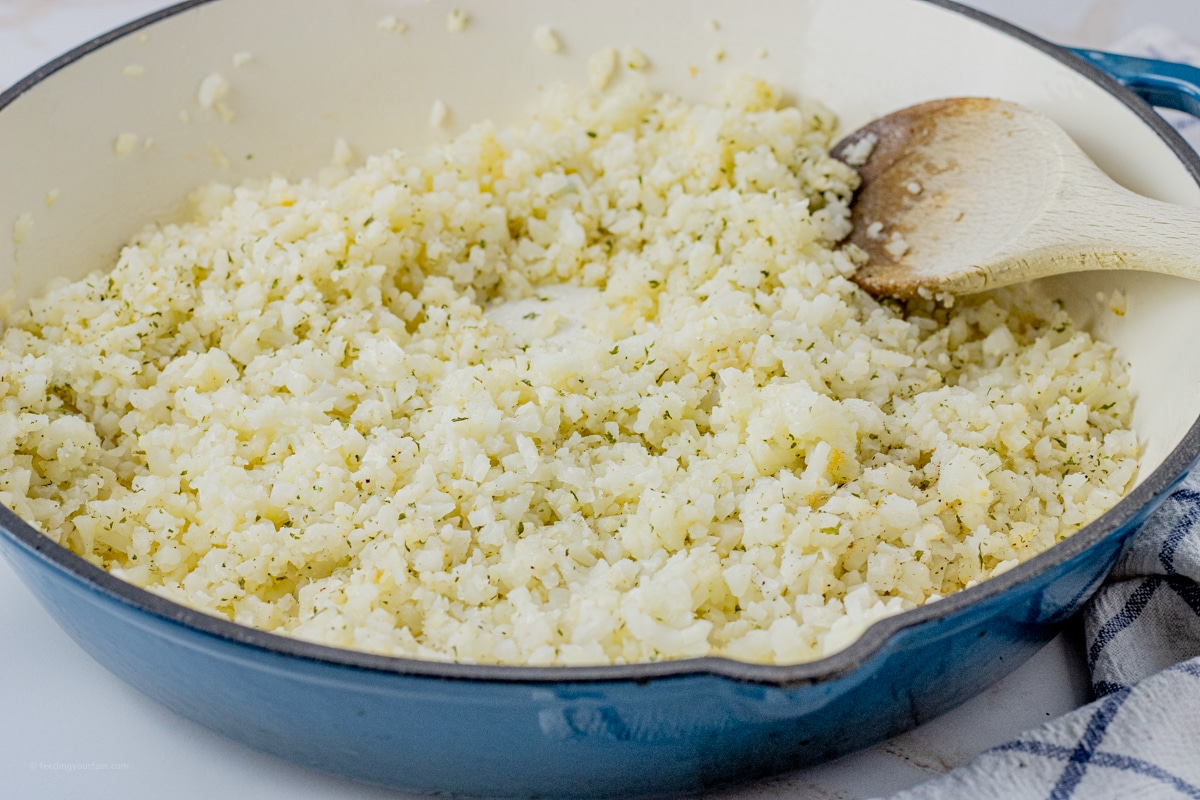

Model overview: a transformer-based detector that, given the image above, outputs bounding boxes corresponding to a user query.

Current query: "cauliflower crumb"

[122,64,144,78]
[884,231,910,260]
[44,189,59,208]
[331,137,355,168]
[232,51,254,67]
[1099,289,1128,317]
[375,15,408,34]
[533,25,562,54]
[197,72,228,108]
[197,72,234,122]
[11,211,33,245]
[587,48,619,90]
[208,142,229,168]
[623,45,650,70]
[429,98,449,129]
[113,132,140,157]
[446,8,469,33]
[711,45,727,63]
[840,132,877,167]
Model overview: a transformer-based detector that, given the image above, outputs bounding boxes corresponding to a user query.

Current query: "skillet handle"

[1068,47,1200,119]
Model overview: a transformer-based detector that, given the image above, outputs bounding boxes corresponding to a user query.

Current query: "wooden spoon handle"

[985,155,1200,287]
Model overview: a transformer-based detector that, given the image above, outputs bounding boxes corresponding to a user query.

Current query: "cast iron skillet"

[2,1,1200,796]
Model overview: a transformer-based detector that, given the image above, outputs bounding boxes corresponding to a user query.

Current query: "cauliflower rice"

[0,76,1138,666]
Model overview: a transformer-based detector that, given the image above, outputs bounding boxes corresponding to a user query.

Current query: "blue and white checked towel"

[887,26,1200,800]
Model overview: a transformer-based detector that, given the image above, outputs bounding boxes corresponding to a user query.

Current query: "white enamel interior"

[1,0,1198,481]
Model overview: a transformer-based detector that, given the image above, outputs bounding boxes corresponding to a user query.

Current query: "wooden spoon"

[830,97,1200,299]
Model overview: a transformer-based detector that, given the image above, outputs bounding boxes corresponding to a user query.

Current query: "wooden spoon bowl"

[831,97,1200,299]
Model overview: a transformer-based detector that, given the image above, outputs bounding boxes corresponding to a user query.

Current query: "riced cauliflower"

[0,75,1138,666]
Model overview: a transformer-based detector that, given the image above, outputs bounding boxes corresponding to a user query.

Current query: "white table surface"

[2,1,1199,798]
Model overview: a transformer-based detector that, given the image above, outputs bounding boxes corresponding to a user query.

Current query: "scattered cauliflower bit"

[208,142,229,168]
[113,132,140,157]
[122,64,144,78]
[839,132,877,167]
[11,211,33,245]
[197,72,228,108]
[884,231,911,260]
[1099,289,1128,317]
[533,25,562,54]
[376,15,408,33]
[587,48,618,90]
[331,137,355,168]
[446,8,469,33]
[197,72,234,122]
[623,45,650,70]
[430,98,449,129]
